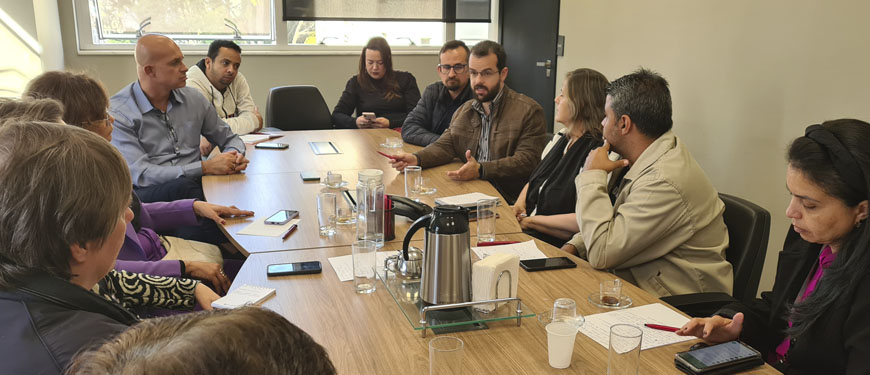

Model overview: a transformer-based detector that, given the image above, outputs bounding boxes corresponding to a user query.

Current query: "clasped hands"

[356,115,390,129]
[388,149,480,181]
[203,150,249,175]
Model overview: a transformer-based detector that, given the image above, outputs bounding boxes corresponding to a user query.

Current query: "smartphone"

[255,142,289,149]
[362,111,376,121]
[674,341,763,374]
[519,257,577,272]
[300,171,321,181]
[264,210,299,225]
[267,261,322,276]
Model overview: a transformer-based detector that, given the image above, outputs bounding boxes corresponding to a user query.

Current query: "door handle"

[536,59,552,78]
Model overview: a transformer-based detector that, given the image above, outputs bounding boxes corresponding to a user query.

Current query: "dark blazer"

[525,131,602,216]
[718,226,870,374]
[401,81,473,146]
[332,71,421,129]
[0,275,138,374]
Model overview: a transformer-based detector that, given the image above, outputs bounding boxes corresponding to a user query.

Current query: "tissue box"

[472,253,520,312]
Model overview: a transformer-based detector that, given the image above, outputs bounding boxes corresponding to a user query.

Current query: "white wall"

[556,0,870,294]
[56,1,441,118]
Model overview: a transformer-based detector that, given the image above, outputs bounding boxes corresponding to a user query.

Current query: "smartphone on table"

[519,257,577,272]
[674,340,763,374]
[265,210,299,225]
[267,261,323,276]
[255,142,289,150]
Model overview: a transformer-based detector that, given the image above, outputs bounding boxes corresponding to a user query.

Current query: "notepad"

[434,192,500,208]
[578,303,694,350]
[211,284,276,309]
[471,240,547,261]
[240,134,270,143]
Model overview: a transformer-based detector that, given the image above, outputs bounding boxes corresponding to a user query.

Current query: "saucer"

[537,311,585,330]
[321,180,349,188]
[380,143,403,148]
[587,292,632,310]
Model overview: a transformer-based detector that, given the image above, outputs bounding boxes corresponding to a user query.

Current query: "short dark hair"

[67,307,337,375]
[439,40,469,57]
[470,40,506,71]
[207,40,242,61]
[606,68,673,138]
[25,71,108,128]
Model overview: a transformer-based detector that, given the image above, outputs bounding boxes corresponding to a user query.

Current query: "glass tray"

[378,269,536,335]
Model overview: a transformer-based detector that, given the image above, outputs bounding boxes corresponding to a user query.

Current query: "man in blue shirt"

[111,34,248,204]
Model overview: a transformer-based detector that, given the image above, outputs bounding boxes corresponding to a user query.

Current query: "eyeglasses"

[80,111,110,127]
[437,63,468,73]
[469,69,500,79]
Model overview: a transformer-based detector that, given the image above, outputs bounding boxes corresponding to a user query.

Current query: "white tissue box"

[472,253,520,312]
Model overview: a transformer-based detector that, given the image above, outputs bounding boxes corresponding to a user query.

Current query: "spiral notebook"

[211,284,276,309]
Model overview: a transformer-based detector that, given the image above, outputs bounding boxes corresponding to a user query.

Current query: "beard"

[474,81,501,103]
[444,77,463,91]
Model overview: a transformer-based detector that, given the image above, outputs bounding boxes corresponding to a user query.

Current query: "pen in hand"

[644,323,679,332]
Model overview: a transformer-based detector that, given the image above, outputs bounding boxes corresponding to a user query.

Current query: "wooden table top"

[233,233,779,375]
[204,129,522,255]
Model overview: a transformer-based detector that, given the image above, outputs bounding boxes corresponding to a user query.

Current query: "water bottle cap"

[358,169,383,183]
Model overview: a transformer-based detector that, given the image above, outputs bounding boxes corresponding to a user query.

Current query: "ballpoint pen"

[644,323,679,332]
[281,223,298,240]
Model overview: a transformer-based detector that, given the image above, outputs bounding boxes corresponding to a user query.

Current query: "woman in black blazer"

[332,37,420,129]
[678,119,870,374]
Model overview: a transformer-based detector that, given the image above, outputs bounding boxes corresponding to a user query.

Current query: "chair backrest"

[265,86,332,130]
[719,193,771,303]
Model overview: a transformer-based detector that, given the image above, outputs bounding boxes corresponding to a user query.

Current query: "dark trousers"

[134,176,230,248]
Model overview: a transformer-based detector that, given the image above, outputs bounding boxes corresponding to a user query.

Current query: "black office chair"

[265,85,333,131]
[660,193,771,317]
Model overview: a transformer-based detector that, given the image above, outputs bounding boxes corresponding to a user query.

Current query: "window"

[73,0,497,53]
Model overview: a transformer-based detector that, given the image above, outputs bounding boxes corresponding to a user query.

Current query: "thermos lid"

[358,169,383,183]
[430,204,470,234]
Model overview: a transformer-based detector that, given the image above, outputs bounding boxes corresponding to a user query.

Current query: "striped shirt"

[471,87,506,164]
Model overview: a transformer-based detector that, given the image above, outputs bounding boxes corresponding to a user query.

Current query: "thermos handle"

[403,213,431,260]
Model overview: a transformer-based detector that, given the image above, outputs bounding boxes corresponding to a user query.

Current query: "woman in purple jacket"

[26,71,254,295]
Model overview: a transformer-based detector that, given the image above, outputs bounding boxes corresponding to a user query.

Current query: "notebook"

[211,284,276,309]
[434,192,500,208]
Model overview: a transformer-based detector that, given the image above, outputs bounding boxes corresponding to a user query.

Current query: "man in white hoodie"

[187,40,262,155]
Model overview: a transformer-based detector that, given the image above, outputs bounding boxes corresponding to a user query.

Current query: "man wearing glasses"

[390,40,546,203]
[401,40,474,146]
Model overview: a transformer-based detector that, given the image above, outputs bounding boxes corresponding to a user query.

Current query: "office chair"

[660,193,771,317]
[265,85,333,131]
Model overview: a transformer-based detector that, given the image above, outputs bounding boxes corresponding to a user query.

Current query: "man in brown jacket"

[389,40,546,203]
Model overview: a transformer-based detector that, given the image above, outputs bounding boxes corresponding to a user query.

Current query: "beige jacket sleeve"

[576,169,696,270]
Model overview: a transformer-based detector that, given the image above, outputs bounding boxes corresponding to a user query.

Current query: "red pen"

[377,151,398,160]
[281,223,298,240]
[476,241,520,247]
[644,323,679,332]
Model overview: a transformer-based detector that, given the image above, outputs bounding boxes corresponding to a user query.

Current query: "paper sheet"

[434,192,499,208]
[471,240,547,261]
[578,303,694,350]
[236,218,301,237]
[240,134,270,143]
[327,252,391,282]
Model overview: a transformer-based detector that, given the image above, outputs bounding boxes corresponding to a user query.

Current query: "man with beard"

[110,34,247,203]
[389,40,546,203]
[187,40,263,156]
[401,40,473,146]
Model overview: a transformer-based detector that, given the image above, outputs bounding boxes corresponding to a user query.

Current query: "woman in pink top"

[678,119,870,374]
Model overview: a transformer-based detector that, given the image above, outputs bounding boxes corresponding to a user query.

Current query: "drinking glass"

[476,198,498,242]
[607,324,643,375]
[326,171,342,188]
[552,298,577,323]
[404,166,422,198]
[352,240,376,293]
[385,136,403,148]
[429,336,464,375]
[316,192,336,236]
[600,279,623,307]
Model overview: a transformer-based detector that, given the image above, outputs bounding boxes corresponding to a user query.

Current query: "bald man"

[110,34,247,204]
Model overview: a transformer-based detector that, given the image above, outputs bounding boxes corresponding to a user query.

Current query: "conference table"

[203,129,780,374]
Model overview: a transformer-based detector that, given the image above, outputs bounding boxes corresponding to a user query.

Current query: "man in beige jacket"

[563,68,732,297]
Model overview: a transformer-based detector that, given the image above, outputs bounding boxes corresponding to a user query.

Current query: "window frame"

[72,0,498,56]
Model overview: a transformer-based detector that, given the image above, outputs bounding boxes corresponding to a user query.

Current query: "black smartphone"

[264,210,299,225]
[255,142,289,149]
[519,257,577,272]
[300,171,321,181]
[674,341,763,374]
[267,261,323,277]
